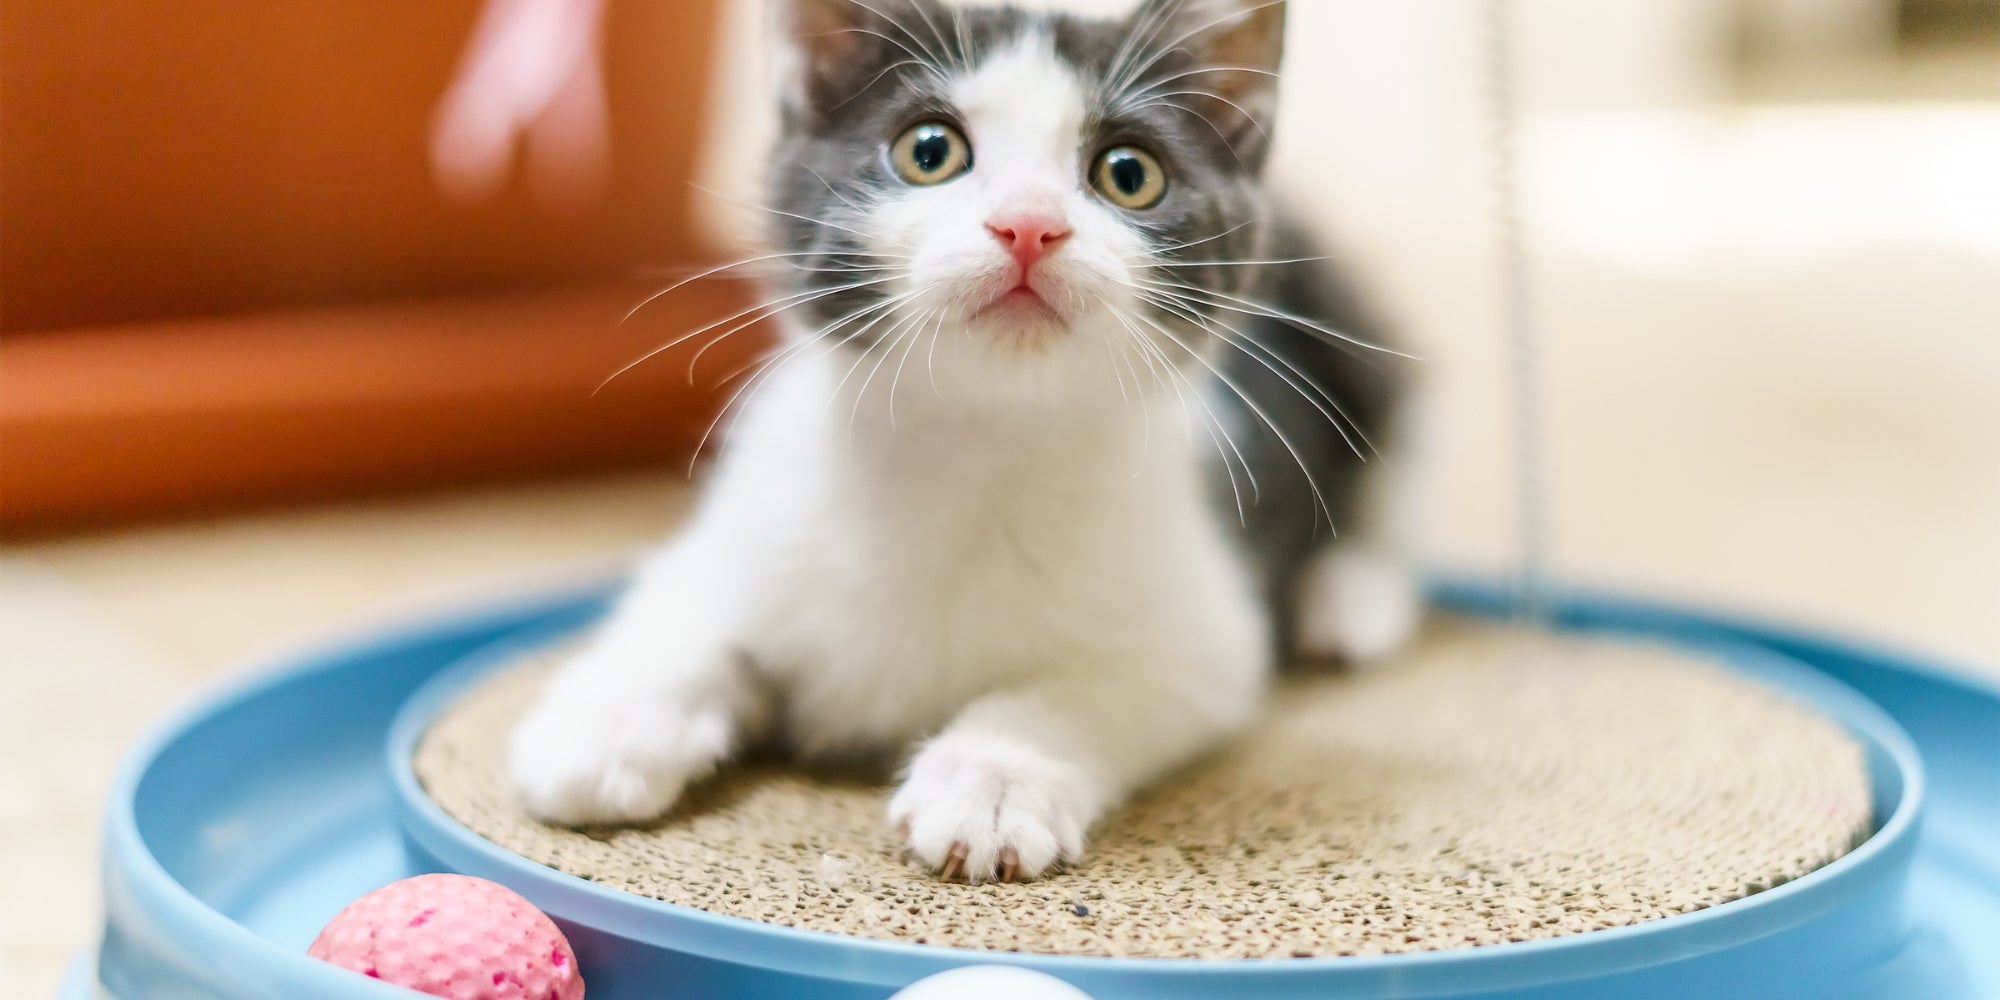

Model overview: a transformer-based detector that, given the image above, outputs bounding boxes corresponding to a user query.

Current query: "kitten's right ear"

[1123,0,1287,168]
[771,0,897,123]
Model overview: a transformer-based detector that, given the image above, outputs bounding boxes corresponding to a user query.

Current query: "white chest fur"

[687,351,1270,756]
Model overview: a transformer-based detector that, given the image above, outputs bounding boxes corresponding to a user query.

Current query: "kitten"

[510,0,1417,884]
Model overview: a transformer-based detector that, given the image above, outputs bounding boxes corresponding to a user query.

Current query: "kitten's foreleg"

[509,544,765,826]
[889,654,1263,883]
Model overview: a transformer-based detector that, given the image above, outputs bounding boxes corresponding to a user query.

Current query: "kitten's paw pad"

[1296,550,1422,665]
[508,690,731,827]
[888,735,1095,884]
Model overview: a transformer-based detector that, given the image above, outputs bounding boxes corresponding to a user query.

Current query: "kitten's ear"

[772,0,934,124]
[1125,0,1287,167]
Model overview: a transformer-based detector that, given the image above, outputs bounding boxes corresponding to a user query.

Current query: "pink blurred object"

[308,873,586,1000]
[431,0,610,209]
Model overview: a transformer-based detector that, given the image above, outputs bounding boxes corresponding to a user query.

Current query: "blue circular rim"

[94,592,606,999]
[387,617,1925,993]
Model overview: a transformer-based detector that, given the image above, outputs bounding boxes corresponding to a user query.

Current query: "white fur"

[513,31,1280,881]
[1293,547,1420,663]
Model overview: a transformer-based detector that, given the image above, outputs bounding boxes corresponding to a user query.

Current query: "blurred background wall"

[0,0,753,534]
[0,1,717,331]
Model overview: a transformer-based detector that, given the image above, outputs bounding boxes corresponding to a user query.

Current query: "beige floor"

[7,111,1998,994]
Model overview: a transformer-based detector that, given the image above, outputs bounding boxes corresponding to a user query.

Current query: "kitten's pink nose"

[987,213,1072,273]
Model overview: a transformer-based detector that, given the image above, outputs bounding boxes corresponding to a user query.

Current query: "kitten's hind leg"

[510,545,767,827]
[1294,438,1426,665]
[1294,545,1421,664]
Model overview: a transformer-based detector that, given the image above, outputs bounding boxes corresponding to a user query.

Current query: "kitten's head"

[767,0,1285,407]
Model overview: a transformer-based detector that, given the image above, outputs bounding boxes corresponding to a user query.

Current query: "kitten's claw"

[940,842,969,882]
[932,841,1026,884]
[889,733,1094,884]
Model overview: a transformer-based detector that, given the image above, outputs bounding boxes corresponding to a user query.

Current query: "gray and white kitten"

[511,0,1417,884]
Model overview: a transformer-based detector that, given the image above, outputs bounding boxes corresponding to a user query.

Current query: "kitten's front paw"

[888,733,1097,884]
[509,686,733,828]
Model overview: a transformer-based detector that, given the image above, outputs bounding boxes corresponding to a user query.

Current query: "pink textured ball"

[308,874,584,1000]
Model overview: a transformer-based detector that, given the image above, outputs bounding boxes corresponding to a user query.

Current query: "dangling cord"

[1482,0,1552,624]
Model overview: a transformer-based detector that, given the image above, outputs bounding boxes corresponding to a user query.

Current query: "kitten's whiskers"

[689,183,876,242]
[1137,277,1417,359]
[1123,303,1337,534]
[828,300,926,440]
[1141,219,1263,257]
[795,161,876,214]
[1107,305,1256,526]
[623,250,903,326]
[885,306,942,430]
[1141,289,1372,461]
[1132,255,1329,269]
[692,291,916,475]
[1126,92,1269,147]
[601,276,900,395]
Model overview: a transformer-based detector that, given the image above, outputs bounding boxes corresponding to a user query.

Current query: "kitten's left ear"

[1125,0,1287,169]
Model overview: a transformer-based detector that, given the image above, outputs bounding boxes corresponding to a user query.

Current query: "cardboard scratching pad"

[414,621,1871,959]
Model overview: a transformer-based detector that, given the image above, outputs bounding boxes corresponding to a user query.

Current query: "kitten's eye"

[1092,146,1167,210]
[891,122,972,185]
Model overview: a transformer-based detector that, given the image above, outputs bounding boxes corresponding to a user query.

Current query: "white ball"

[889,966,1096,1000]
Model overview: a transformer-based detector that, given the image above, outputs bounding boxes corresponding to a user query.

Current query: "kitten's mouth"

[976,282,1064,328]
